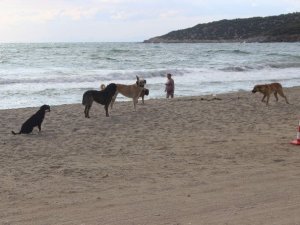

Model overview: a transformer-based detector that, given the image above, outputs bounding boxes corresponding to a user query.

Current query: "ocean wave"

[90,55,117,61]
[220,61,300,72]
[2,63,300,86]
[0,68,190,85]
[206,49,251,55]
[220,66,250,72]
[109,48,131,53]
[100,68,190,81]
[233,49,251,54]
[266,53,300,59]
[268,62,300,69]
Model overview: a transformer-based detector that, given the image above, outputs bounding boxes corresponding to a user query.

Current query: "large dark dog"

[12,104,51,135]
[82,83,117,118]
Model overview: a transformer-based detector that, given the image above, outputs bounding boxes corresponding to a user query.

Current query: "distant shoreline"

[143,39,300,43]
[0,40,299,44]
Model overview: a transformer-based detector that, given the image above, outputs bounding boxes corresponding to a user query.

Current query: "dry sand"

[1,87,300,225]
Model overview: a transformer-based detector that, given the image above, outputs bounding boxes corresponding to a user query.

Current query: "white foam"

[0,42,300,109]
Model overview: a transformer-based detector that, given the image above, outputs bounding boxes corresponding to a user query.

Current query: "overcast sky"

[0,0,299,42]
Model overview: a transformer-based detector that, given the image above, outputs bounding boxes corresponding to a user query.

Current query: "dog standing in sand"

[102,79,148,105]
[82,83,117,118]
[110,76,146,110]
[12,104,51,135]
[251,82,289,105]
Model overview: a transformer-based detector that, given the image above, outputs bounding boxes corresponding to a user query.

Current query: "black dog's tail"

[11,130,21,135]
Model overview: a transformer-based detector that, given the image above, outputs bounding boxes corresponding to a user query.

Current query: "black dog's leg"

[86,105,91,118]
[38,123,42,132]
[84,105,91,118]
[84,106,88,118]
[104,104,109,117]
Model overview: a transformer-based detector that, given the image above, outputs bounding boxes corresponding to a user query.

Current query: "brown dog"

[110,76,146,110]
[251,82,289,105]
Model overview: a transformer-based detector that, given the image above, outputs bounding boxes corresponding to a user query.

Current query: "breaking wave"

[0,42,300,109]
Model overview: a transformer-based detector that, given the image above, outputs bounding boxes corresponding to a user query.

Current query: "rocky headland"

[144,13,300,43]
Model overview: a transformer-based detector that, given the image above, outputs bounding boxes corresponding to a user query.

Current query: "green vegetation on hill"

[144,13,300,43]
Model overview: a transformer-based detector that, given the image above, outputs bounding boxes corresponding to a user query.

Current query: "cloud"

[159,10,182,19]
[0,0,109,25]
[110,11,129,20]
[60,7,102,20]
[0,0,299,42]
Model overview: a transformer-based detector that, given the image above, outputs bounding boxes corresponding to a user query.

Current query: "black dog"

[139,88,149,104]
[12,104,51,135]
[82,83,117,118]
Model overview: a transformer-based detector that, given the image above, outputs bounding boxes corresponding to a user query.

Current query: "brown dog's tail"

[11,130,21,135]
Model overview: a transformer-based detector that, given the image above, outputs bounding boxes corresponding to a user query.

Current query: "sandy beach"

[1,87,300,225]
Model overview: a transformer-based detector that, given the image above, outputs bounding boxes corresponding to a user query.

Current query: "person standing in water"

[165,73,175,98]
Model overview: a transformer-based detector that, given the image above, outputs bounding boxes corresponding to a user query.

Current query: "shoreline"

[1,86,300,224]
[1,85,299,111]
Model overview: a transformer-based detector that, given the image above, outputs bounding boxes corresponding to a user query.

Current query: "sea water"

[0,42,299,109]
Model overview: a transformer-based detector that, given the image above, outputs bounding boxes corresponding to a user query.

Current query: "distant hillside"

[144,13,300,43]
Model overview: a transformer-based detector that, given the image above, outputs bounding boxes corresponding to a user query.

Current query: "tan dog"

[111,76,146,110]
[251,82,289,105]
